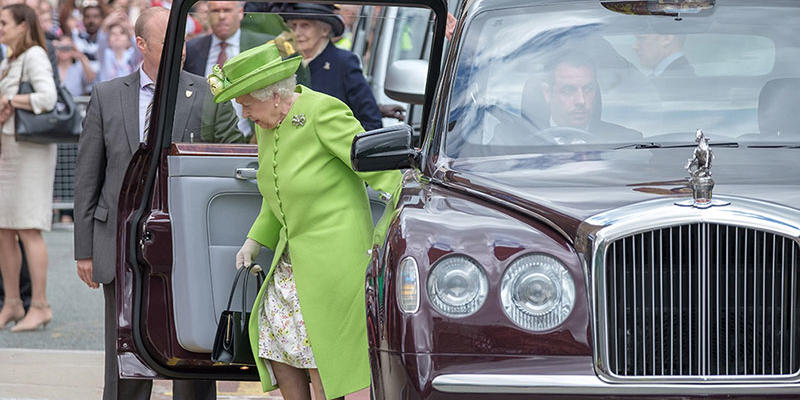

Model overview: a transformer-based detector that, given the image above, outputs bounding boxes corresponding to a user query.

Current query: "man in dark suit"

[184,1,274,140]
[538,54,641,142]
[74,7,239,400]
[633,34,696,78]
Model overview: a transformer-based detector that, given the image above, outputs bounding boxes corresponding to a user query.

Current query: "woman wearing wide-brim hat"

[208,40,401,399]
[281,3,383,132]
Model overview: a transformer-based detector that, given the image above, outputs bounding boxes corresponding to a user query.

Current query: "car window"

[387,7,432,63]
[606,34,775,77]
[444,2,800,158]
[352,6,385,78]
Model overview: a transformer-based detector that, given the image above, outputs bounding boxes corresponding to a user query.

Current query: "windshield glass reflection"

[445,2,800,158]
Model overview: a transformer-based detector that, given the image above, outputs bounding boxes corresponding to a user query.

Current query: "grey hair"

[250,75,297,102]
[315,20,334,39]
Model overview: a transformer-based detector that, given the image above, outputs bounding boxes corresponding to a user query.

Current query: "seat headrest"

[758,78,800,136]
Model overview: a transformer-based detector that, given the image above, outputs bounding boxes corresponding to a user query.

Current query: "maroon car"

[116,0,800,398]
[350,0,800,398]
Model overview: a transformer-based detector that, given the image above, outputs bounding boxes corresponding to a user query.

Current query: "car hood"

[442,147,800,239]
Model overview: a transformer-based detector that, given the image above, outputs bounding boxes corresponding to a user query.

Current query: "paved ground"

[0,227,104,351]
[0,227,369,400]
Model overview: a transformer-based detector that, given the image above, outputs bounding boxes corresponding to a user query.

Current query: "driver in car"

[540,53,641,143]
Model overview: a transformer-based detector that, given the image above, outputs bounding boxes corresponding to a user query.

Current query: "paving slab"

[0,348,369,400]
[0,229,371,399]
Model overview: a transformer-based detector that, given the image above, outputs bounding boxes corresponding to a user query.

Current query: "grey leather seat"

[758,78,800,136]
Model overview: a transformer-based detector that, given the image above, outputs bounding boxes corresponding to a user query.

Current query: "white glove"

[235,238,261,270]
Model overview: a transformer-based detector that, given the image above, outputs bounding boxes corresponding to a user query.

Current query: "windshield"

[445,1,800,158]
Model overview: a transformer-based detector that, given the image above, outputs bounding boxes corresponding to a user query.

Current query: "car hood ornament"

[675,129,730,209]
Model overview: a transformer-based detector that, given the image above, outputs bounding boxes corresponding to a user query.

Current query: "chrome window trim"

[579,195,800,384]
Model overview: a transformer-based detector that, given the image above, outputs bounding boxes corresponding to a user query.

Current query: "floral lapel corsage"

[207,64,229,96]
[291,114,306,128]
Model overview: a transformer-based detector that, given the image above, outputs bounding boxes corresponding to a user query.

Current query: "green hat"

[207,41,302,103]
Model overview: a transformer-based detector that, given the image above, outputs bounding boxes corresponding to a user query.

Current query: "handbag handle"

[224,266,249,312]
[241,266,264,331]
[15,50,26,95]
[223,264,266,331]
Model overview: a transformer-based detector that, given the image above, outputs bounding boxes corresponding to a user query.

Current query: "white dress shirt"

[204,30,252,137]
[204,30,240,76]
[138,68,155,142]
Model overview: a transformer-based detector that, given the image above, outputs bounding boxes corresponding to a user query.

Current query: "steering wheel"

[536,126,597,145]
[483,104,556,145]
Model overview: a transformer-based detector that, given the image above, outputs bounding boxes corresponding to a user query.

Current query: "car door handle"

[235,167,258,180]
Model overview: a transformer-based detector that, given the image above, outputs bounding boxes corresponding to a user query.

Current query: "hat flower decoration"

[207,65,228,97]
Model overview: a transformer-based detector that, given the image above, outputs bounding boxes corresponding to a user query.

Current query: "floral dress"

[258,251,316,368]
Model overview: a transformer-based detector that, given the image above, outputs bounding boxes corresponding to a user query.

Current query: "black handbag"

[211,264,265,365]
[13,51,82,143]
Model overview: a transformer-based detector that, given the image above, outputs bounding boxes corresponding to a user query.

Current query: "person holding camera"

[54,35,94,96]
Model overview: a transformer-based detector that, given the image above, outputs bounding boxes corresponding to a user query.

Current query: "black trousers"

[103,282,216,400]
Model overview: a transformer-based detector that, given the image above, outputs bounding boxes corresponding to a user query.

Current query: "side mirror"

[385,60,428,105]
[351,124,419,172]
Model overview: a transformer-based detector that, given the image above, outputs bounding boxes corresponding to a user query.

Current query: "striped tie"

[143,83,155,141]
[217,42,228,66]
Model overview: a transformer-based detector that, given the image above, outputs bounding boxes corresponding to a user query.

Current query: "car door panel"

[168,154,273,353]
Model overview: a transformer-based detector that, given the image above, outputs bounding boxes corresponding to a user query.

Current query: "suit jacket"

[652,56,697,101]
[658,55,696,79]
[73,70,241,284]
[183,30,275,77]
[308,41,382,131]
[589,120,642,141]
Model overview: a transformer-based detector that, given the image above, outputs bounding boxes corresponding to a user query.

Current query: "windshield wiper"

[746,144,800,149]
[614,142,739,150]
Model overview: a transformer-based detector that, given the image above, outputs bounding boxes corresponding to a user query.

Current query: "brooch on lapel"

[185,90,193,98]
[323,61,331,70]
[291,114,306,127]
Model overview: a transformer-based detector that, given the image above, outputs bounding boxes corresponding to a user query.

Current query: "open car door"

[114,0,447,381]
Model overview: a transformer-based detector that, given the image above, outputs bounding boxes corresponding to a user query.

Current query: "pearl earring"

[274,103,279,108]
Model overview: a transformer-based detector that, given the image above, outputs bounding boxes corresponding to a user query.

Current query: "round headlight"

[396,257,420,313]
[427,255,487,318]
[501,254,575,331]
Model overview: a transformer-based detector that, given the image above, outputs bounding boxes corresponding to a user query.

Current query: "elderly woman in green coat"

[208,40,401,399]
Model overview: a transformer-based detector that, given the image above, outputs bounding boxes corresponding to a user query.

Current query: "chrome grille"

[604,224,800,378]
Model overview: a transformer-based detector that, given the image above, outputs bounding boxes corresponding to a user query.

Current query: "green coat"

[246,85,401,398]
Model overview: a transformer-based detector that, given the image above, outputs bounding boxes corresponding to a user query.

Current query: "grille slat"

[604,223,800,378]
[789,247,797,372]
[623,239,628,375]
[651,233,657,376]
[781,237,786,373]
[659,230,665,375]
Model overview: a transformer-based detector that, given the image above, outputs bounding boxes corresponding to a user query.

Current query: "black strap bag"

[14,51,82,144]
[211,264,265,365]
